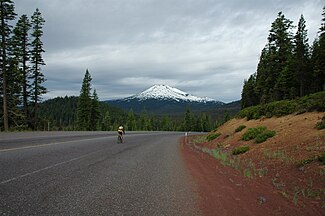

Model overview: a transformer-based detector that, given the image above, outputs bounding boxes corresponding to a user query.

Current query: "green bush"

[232,146,250,155]
[242,126,275,143]
[297,158,314,167]
[235,125,246,133]
[242,126,267,141]
[255,130,276,143]
[319,152,325,165]
[265,100,296,117]
[316,119,325,130]
[240,105,264,120]
[237,92,325,120]
[206,133,221,141]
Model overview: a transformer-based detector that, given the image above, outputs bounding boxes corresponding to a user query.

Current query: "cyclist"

[117,125,125,143]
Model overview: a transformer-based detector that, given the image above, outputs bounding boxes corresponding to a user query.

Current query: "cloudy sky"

[14,0,323,102]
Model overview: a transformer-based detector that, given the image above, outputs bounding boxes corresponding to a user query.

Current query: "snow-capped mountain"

[125,84,217,103]
[106,85,225,115]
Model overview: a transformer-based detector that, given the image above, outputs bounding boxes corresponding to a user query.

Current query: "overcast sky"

[14,0,323,102]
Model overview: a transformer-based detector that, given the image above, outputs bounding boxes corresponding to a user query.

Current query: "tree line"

[241,7,325,109]
[38,69,217,132]
[0,0,46,131]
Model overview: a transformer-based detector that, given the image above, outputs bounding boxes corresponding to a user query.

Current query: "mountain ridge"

[124,84,220,103]
[105,84,236,116]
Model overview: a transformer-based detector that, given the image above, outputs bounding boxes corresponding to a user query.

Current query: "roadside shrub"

[242,126,267,141]
[316,117,325,130]
[265,100,296,117]
[300,92,325,112]
[242,126,275,143]
[297,158,315,167]
[319,152,325,165]
[237,92,325,120]
[232,146,250,155]
[206,133,221,141]
[243,106,264,120]
[235,125,246,133]
[255,130,276,143]
[211,148,227,161]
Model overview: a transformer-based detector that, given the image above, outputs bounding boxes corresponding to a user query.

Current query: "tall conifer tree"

[310,7,325,93]
[127,109,136,131]
[183,108,194,131]
[255,47,271,103]
[292,14,311,97]
[89,89,100,131]
[77,70,92,131]
[12,14,31,121]
[268,12,294,100]
[102,110,111,131]
[241,73,258,108]
[0,0,16,131]
[253,12,294,103]
[316,6,325,91]
[30,8,46,129]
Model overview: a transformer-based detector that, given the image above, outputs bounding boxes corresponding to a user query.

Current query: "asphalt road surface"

[0,131,201,216]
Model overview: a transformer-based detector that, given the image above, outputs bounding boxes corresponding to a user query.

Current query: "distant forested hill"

[37,96,235,132]
[38,96,127,130]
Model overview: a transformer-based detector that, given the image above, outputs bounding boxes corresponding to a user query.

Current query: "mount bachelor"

[106,85,239,116]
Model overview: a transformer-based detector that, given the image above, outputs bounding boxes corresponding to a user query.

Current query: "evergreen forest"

[0,0,46,131]
[241,9,325,108]
[1,0,324,132]
[42,69,218,132]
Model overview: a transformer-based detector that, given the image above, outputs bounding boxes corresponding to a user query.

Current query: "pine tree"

[241,73,258,108]
[127,109,136,131]
[315,6,325,92]
[310,7,325,93]
[77,70,92,131]
[292,14,311,97]
[12,14,31,122]
[197,113,211,132]
[255,47,269,103]
[268,12,294,100]
[6,56,24,128]
[89,89,100,131]
[30,8,46,129]
[0,0,16,131]
[321,6,325,34]
[183,107,194,131]
[252,12,295,104]
[274,61,297,99]
[139,108,151,131]
[161,116,173,131]
[102,111,111,131]
[311,39,320,93]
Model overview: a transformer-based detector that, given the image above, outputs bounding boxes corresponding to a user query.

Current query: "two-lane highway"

[0,132,201,215]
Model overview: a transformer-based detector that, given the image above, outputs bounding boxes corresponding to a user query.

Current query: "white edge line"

[0,151,99,185]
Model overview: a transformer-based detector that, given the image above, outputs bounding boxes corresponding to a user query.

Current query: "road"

[0,132,201,215]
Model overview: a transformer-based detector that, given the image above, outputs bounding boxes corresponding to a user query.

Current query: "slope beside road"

[182,112,324,216]
[0,132,201,216]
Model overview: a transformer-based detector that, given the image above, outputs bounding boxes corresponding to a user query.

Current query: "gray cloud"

[14,0,324,102]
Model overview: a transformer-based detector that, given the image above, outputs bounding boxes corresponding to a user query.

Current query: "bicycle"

[117,133,123,143]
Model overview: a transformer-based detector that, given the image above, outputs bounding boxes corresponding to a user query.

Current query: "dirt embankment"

[181,112,324,216]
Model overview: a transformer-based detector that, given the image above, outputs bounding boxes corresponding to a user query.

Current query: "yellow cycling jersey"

[118,126,124,132]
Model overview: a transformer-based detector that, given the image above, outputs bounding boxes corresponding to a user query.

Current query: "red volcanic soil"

[181,112,324,216]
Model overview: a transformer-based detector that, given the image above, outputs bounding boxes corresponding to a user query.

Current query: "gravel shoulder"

[181,138,322,215]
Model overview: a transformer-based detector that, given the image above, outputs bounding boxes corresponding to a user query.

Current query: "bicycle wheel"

[117,135,123,143]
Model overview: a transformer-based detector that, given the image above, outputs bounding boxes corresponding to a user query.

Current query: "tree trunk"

[2,71,8,131]
[23,41,28,120]
[1,2,9,131]
[33,61,38,129]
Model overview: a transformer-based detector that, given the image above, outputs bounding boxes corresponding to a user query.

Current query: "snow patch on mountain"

[124,84,218,103]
